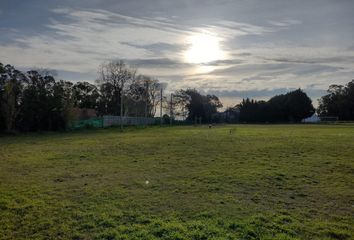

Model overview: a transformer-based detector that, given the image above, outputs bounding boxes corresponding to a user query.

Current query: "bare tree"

[144,76,161,117]
[127,75,162,117]
[161,92,181,123]
[172,90,191,120]
[96,60,136,129]
[157,82,167,125]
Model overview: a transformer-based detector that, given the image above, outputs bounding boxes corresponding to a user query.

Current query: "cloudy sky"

[1,0,353,107]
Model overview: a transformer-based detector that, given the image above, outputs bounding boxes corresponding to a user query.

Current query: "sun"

[184,32,225,64]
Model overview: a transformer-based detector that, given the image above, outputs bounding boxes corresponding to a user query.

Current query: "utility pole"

[160,88,163,127]
[170,93,173,126]
[144,80,149,119]
[120,84,124,131]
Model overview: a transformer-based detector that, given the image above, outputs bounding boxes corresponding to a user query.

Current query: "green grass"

[0,124,353,240]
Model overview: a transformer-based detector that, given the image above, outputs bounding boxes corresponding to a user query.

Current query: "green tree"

[284,89,315,122]
[72,81,99,109]
[238,89,314,123]
[0,63,5,131]
[318,80,354,120]
[175,89,223,123]
[18,71,73,131]
[0,63,25,132]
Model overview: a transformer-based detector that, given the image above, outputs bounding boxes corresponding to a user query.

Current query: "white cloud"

[0,8,279,72]
[1,6,353,104]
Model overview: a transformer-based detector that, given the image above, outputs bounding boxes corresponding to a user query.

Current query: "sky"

[1,0,354,108]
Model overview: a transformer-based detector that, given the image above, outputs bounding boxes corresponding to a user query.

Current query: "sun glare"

[184,32,225,64]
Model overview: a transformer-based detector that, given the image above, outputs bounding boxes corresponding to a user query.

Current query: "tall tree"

[72,81,99,109]
[19,71,55,131]
[174,89,223,123]
[128,75,161,117]
[238,89,314,123]
[51,80,75,130]
[283,89,314,122]
[96,60,136,116]
[0,64,25,132]
[0,63,4,131]
[318,80,354,120]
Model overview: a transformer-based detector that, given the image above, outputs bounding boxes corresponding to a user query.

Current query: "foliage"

[72,82,100,109]
[238,89,315,123]
[95,61,162,118]
[317,80,354,120]
[223,106,240,123]
[96,60,136,116]
[0,61,164,132]
[174,89,223,123]
[18,71,74,131]
[0,63,3,131]
[162,113,170,124]
[0,125,353,239]
[0,63,25,132]
[127,75,162,117]
[2,59,353,132]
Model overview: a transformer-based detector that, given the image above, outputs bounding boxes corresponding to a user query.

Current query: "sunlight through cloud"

[184,31,226,64]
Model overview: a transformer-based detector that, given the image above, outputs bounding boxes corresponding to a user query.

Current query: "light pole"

[156,82,165,127]
[170,93,173,126]
[144,80,149,119]
[120,85,124,131]
[160,87,163,127]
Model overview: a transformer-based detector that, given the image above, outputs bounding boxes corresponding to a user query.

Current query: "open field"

[0,124,354,240]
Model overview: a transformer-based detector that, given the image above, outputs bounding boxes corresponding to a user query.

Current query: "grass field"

[0,124,353,240]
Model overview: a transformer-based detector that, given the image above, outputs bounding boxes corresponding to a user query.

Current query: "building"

[302,114,320,123]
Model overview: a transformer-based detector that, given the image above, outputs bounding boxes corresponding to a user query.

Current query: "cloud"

[232,52,252,57]
[1,1,354,106]
[268,19,302,27]
[205,87,326,99]
[198,20,275,40]
[126,58,190,68]
[1,9,183,72]
[201,86,327,108]
[121,42,188,55]
[264,56,354,65]
[0,7,282,72]
[172,59,353,97]
[197,59,243,66]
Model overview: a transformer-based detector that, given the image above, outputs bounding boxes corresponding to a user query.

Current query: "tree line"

[1,60,353,132]
[223,80,354,123]
[0,60,224,132]
[317,80,354,120]
[235,89,315,123]
[169,89,223,123]
[168,81,354,123]
[0,61,164,132]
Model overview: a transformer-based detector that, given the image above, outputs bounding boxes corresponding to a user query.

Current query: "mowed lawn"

[0,125,353,240]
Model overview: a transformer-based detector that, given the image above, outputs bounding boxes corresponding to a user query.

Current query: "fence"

[319,116,338,122]
[70,116,157,129]
[70,118,103,129]
[103,115,156,127]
